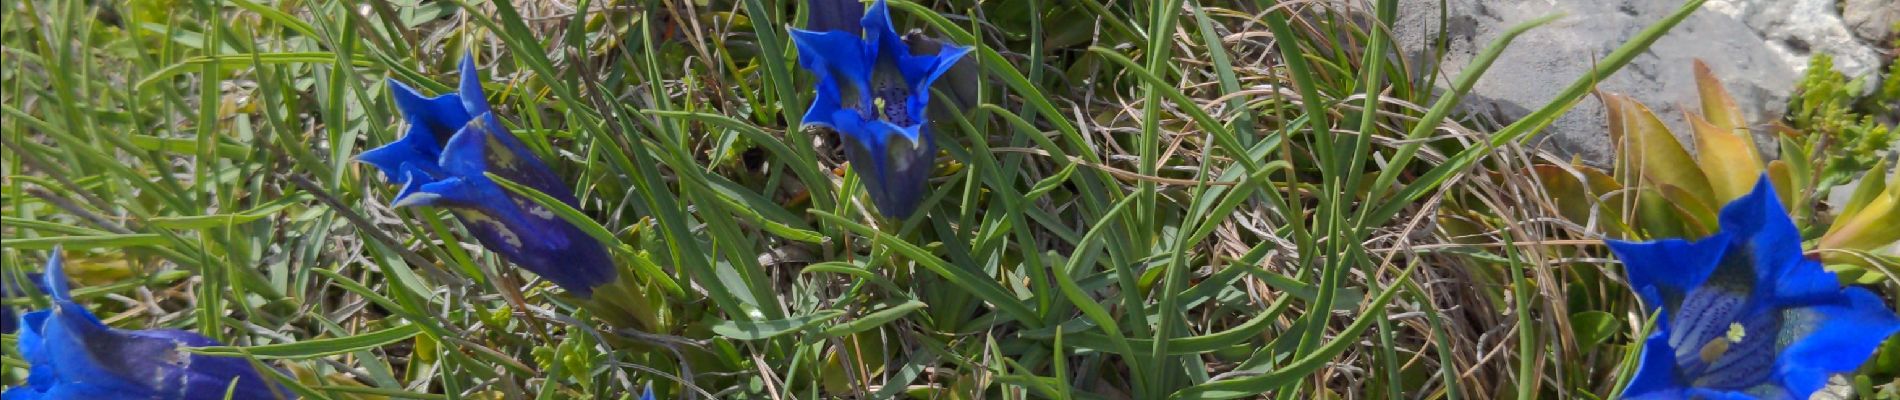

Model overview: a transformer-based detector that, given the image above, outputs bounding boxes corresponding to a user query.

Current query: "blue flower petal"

[38,251,70,301]
[0,386,33,400]
[460,114,577,206]
[362,73,474,187]
[893,49,969,125]
[790,28,873,130]
[804,0,863,33]
[1717,176,1835,303]
[457,55,492,121]
[790,29,873,84]
[859,0,903,62]
[148,329,292,399]
[1684,388,1782,400]
[895,41,970,104]
[801,68,861,134]
[1606,232,1732,309]
[1614,175,1900,398]
[389,78,473,144]
[392,175,477,209]
[1770,287,1900,397]
[844,121,933,218]
[1624,328,1687,399]
[390,164,443,206]
[416,115,616,297]
[359,128,450,186]
[371,60,616,298]
[15,310,53,388]
[1666,285,1750,368]
[429,117,573,219]
[640,385,657,400]
[792,0,961,218]
[449,202,616,297]
[4,251,291,400]
[2,381,135,400]
[1623,391,1689,400]
[1686,308,1777,389]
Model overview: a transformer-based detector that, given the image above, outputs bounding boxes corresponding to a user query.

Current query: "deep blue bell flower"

[792,0,971,218]
[357,55,617,298]
[3,249,292,400]
[1608,176,1900,399]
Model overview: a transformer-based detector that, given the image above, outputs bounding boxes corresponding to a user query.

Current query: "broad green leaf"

[1571,311,1620,354]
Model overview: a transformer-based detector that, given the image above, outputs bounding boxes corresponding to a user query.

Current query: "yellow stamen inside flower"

[1726,322,1746,343]
[873,97,889,121]
[1699,322,1747,363]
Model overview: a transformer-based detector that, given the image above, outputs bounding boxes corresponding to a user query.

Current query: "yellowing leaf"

[1768,160,1797,209]
[1836,159,1891,221]
[1628,188,1693,239]
[1695,59,1749,135]
[1657,183,1720,237]
[1604,93,1715,206]
[1688,112,1764,202]
[1818,192,1900,251]
[1821,163,1900,251]
[1531,164,1629,233]
[821,329,891,395]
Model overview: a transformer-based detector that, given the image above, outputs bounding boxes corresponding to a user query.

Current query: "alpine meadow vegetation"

[1,0,1896,398]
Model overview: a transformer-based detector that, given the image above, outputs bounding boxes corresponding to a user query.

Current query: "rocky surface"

[1389,0,1894,165]
[1843,0,1899,44]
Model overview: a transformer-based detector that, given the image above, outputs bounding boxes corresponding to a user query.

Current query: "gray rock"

[1707,0,1886,78]
[1389,0,1887,166]
[1842,0,1899,44]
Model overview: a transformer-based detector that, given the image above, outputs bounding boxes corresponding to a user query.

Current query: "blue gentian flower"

[1608,176,1900,399]
[357,55,617,298]
[792,0,971,218]
[3,249,292,400]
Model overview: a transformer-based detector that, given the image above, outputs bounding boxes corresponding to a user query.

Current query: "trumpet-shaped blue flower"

[357,55,616,298]
[792,0,970,218]
[3,250,292,400]
[1609,176,1900,400]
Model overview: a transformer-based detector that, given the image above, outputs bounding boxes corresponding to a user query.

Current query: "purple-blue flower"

[1609,176,1900,399]
[3,249,292,400]
[792,0,970,218]
[357,55,616,298]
